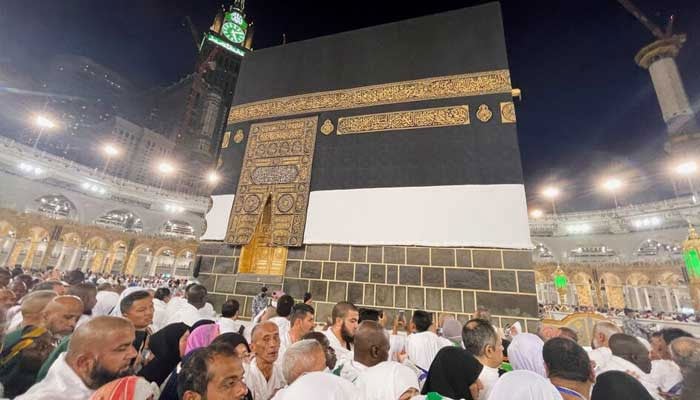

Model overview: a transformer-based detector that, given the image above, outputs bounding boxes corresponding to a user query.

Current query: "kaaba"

[199,2,536,331]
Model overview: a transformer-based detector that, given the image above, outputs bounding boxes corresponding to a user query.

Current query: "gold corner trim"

[500,101,516,124]
[229,69,511,123]
[336,105,470,135]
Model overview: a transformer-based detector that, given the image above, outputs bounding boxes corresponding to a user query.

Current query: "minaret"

[635,35,699,153]
[618,1,699,156]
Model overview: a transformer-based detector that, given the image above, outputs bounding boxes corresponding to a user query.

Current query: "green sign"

[683,248,700,278]
[222,11,248,44]
[554,274,568,289]
[207,34,246,57]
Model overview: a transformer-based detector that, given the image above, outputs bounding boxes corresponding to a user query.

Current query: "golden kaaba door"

[226,116,318,247]
[239,197,288,275]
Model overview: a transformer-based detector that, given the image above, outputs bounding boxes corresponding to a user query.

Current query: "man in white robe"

[649,329,691,393]
[92,287,120,317]
[596,333,663,400]
[272,339,327,399]
[355,361,420,400]
[245,321,286,400]
[323,301,359,365]
[278,303,315,362]
[163,283,210,327]
[16,316,137,400]
[462,318,504,400]
[586,321,622,374]
[335,320,389,383]
[150,287,171,332]
[268,295,294,340]
[405,310,450,372]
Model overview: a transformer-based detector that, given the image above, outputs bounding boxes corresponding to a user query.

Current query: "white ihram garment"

[488,370,562,400]
[15,353,94,400]
[245,357,286,400]
[405,331,451,371]
[275,371,360,400]
[355,361,419,400]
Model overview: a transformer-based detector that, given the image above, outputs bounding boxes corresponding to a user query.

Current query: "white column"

[664,288,673,312]
[81,250,92,272]
[56,245,67,270]
[68,247,80,270]
[672,289,681,311]
[643,288,652,311]
[634,287,642,310]
[1,238,16,266]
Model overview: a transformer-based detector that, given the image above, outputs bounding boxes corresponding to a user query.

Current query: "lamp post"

[101,144,120,176]
[681,225,700,313]
[602,178,623,208]
[32,114,56,150]
[674,161,697,203]
[206,171,220,185]
[530,209,544,219]
[542,186,560,216]
[552,265,568,306]
[156,161,176,193]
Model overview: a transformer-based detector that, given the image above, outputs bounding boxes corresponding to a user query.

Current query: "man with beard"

[323,301,359,364]
[67,283,97,327]
[245,321,285,400]
[16,316,137,400]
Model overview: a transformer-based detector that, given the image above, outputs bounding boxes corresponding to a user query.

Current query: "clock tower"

[175,1,252,195]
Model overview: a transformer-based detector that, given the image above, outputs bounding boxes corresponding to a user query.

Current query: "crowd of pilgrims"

[0,267,698,400]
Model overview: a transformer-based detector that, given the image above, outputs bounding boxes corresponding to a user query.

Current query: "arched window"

[35,195,76,219]
[95,210,143,233]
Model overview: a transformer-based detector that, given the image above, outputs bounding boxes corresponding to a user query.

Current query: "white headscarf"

[109,287,149,317]
[489,370,563,400]
[281,371,361,400]
[93,290,120,317]
[507,333,547,377]
[355,361,419,400]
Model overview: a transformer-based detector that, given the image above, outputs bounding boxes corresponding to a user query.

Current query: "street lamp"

[674,160,697,202]
[206,171,220,185]
[157,161,176,175]
[101,143,120,175]
[31,114,57,150]
[542,186,560,216]
[530,209,544,219]
[602,177,623,208]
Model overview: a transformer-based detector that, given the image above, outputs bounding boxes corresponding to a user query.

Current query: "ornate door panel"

[226,116,318,247]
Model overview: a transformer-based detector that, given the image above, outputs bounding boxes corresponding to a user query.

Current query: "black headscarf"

[421,346,483,400]
[190,319,215,331]
[211,332,250,353]
[137,322,188,385]
[592,371,654,400]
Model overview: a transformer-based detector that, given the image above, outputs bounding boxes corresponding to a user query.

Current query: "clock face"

[222,21,246,44]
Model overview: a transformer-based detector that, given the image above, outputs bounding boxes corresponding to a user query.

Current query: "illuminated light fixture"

[530,209,543,219]
[165,204,185,213]
[157,161,176,175]
[632,216,662,229]
[34,115,56,129]
[18,163,43,176]
[542,187,559,199]
[82,182,107,195]
[206,33,246,57]
[566,224,591,234]
[207,171,220,184]
[603,178,623,191]
[103,143,120,157]
[675,161,697,176]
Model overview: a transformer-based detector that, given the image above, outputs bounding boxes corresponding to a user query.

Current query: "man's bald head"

[66,316,137,390]
[669,337,700,377]
[610,333,651,373]
[353,320,389,367]
[251,321,281,365]
[20,290,57,326]
[67,316,134,356]
[592,321,621,349]
[41,295,84,337]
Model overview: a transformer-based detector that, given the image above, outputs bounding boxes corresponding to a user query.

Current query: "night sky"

[1,0,699,211]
